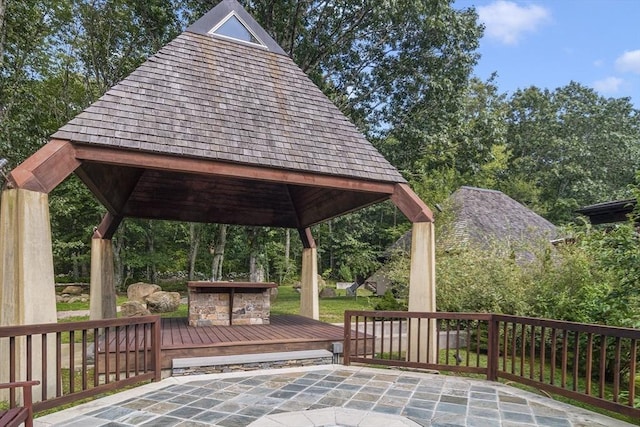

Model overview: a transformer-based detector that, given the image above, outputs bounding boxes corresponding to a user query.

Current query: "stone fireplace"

[187,282,276,326]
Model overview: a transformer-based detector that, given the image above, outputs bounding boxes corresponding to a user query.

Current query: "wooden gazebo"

[0,0,435,381]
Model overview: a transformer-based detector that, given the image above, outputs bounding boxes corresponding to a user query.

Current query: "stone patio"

[34,365,635,427]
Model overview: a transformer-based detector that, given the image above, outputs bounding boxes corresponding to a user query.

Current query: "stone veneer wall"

[172,356,334,376]
[188,289,271,326]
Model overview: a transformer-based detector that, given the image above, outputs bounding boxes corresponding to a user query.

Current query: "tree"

[504,83,640,223]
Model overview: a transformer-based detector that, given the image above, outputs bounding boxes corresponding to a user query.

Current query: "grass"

[270,285,377,323]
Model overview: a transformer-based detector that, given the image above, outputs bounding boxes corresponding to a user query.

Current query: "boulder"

[61,285,84,295]
[269,286,278,303]
[127,282,161,302]
[121,301,151,317]
[146,291,181,313]
[317,275,327,288]
[319,287,337,298]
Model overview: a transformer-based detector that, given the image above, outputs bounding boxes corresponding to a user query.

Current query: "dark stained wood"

[288,184,390,226]
[73,145,397,194]
[8,140,80,193]
[108,315,346,369]
[391,183,434,223]
[93,212,124,240]
[298,227,315,249]
[75,162,144,215]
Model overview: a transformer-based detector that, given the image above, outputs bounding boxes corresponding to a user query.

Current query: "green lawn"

[56,284,378,323]
[271,285,377,323]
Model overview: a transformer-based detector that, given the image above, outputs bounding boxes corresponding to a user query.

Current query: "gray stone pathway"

[34,365,636,427]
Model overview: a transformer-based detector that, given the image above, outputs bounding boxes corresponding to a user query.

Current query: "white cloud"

[478,0,551,45]
[615,50,640,74]
[592,76,624,94]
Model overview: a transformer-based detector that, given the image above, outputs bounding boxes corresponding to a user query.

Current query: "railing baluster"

[82,330,88,390]
[529,325,535,380]
[94,328,100,387]
[125,324,130,378]
[585,333,593,395]
[9,336,15,407]
[539,327,546,382]
[104,327,111,384]
[561,330,568,389]
[510,321,517,374]
[26,334,33,383]
[550,328,557,386]
[41,334,48,402]
[69,331,75,394]
[613,337,621,403]
[520,323,526,377]
[573,331,580,392]
[598,335,607,399]
[115,326,121,381]
[56,332,62,397]
[629,339,636,407]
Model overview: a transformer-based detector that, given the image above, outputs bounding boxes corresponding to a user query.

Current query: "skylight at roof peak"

[209,12,265,47]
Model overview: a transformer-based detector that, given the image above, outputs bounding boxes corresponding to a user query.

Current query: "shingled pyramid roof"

[52,0,404,184]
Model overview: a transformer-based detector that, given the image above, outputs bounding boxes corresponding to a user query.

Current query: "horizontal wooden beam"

[391,183,434,223]
[8,139,80,193]
[72,144,397,194]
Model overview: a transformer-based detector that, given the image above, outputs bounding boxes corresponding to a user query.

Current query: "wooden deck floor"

[161,315,343,349]
[160,315,343,368]
[98,315,345,370]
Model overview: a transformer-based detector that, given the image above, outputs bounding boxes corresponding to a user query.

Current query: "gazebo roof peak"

[186,0,287,55]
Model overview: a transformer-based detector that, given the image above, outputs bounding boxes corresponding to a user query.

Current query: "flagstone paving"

[34,365,635,427]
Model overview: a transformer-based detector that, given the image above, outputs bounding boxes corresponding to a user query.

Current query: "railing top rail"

[344,311,640,339]
[344,310,494,320]
[0,315,161,337]
[493,314,640,339]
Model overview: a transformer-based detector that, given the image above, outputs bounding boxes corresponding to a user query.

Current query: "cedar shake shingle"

[53,14,404,184]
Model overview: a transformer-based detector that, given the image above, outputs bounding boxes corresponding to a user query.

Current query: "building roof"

[9,0,431,233]
[448,186,558,247]
[576,199,636,225]
[387,186,557,255]
[52,0,403,184]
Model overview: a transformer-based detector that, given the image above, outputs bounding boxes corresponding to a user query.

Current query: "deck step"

[172,349,334,376]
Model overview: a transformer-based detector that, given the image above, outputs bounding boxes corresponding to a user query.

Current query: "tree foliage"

[2,0,640,331]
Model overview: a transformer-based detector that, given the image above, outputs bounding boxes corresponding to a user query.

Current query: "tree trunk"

[0,0,6,69]
[113,224,125,291]
[188,223,201,280]
[282,228,290,283]
[248,227,265,282]
[211,224,227,281]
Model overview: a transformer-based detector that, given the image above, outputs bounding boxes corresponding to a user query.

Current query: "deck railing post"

[487,315,499,381]
[151,316,162,381]
[343,311,351,366]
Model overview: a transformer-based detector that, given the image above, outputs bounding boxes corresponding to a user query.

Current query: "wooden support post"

[298,228,319,320]
[407,221,437,363]
[0,189,57,400]
[89,237,117,320]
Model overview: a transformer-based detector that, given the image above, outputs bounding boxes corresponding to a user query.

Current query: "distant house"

[369,186,558,296]
[576,199,636,225]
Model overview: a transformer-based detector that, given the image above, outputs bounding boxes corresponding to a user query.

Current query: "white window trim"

[208,11,267,49]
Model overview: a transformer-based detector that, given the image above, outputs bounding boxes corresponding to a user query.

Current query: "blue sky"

[453,0,640,107]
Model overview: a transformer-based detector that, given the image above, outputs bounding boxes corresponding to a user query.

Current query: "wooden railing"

[0,315,161,413]
[344,311,640,418]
